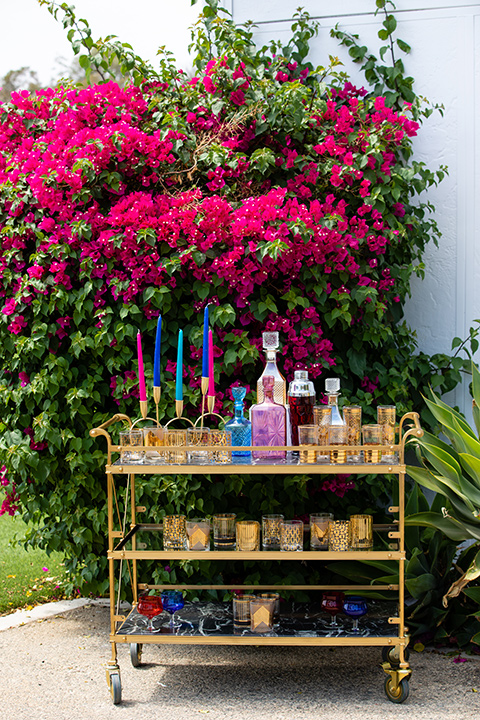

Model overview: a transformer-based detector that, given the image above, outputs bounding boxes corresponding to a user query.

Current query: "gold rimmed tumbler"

[313,406,332,462]
[328,425,347,464]
[164,429,187,464]
[310,513,333,550]
[362,424,383,464]
[377,405,396,462]
[236,520,260,551]
[349,514,373,550]
[343,406,362,463]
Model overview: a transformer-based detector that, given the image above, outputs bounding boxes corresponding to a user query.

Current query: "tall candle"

[153,315,162,387]
[208,329,214,396]
[137,331,147,402]
[176,329,183,401]
[202,305,209,378]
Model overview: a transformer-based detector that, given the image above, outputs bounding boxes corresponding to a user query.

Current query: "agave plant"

[406,362,480,634]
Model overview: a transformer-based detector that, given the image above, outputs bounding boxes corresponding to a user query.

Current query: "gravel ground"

[0,603,479,720]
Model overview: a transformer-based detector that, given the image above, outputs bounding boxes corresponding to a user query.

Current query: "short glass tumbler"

[362,424,383,464]
[186,427,211,465]
[213,513,236,549]
[236,520,260,551]
[163,514,188,550]
[164,429,187,464]
[280,520,304,551]
[298,424,318,464]
[143,426,165,461]
[310,513,334,550]
[211,429,232,464]
[119,429,144,463]
[186,519,211,551]
[250,596,275,633]
[349,514,373,551]
[262,514,284,551]
[328,519,350,551]
[233,594,256,629]
[328,425,348,464]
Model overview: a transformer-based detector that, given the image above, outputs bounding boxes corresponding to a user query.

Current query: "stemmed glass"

[137,593,163,633]
[321,591,345,627]
[161,590,185,631]
[343,595,368,633]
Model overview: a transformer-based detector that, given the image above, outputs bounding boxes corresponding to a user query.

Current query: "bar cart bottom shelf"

[110,601,411,704]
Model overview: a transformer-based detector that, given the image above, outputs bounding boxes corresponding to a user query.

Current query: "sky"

[1,0,202,85]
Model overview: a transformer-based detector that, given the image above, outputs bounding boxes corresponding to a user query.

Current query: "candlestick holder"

[153,385,161,427]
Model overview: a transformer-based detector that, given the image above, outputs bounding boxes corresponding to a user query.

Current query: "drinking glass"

[236,520,260,551]
[343,406,362,463]
[250,596,275,633]
[211,429,232,464]
[377,405,396,462]
[313,406,332,462]
[164,429,187,464]
[321,591,344,627]
[119,429,144,463]
[328,519,350,551]
[262,514,284,551]
[349,514,373,551]
[186,518,211,551]
[298,424,318,464]
[143,426,165,461]
[186,427,211,465]
[343,595,368,632]
[280,520,303,551]
[137,593,163,633]
[213,513,236,549]
[328,425,347,464]
[310,513,333,550]
[233,594,255,629]
[163,515,188,550]
[161,590,185,630]
[362,424,383,463]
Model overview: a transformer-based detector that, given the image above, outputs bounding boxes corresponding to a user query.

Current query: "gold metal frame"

[90,411,423,700]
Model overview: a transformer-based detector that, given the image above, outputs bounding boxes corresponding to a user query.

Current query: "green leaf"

[404,512,472,542]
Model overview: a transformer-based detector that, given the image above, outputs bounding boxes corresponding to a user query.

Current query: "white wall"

[225,0,480,415]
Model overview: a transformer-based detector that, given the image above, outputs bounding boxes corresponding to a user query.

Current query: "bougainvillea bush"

[0,0,464,595]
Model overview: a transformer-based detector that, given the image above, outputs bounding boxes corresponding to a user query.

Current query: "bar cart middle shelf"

[90,411,423,705]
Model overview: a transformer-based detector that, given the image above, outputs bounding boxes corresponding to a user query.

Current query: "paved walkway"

[0,602,479,720]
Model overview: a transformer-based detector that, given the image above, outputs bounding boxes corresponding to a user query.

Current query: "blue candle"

[175,329,183,401]
[153,315,162,387]
[202,305,209,378]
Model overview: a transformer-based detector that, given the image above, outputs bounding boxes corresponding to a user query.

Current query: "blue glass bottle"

[225,387,252,459]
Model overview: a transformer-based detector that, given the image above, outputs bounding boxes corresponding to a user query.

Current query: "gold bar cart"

[90,411,423,705]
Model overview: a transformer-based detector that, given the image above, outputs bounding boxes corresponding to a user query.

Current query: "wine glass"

[161,590,185,630]
[343,595,368,633]
[137,593,163,633]
[321,591,345,627]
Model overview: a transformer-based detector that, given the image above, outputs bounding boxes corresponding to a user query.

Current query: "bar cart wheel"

[384,676,409,704]
[381,645,410,666]
[106,668,122,705]
[130,643,143,667]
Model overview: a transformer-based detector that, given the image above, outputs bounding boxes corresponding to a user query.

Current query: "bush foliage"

[0,0,470,599]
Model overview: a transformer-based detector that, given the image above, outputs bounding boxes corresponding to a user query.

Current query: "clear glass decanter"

[257,331,286,406]
[288,370,316,446]
[252,376,286,460]
[225,386,252,459]
[325,377,344,425]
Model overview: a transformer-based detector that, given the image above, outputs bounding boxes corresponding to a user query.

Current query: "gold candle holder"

[236,520,260,551]
[280,520,304,551]
[362,424,383,463]
[349,514,373,550]
[313,405,332,462]
[163,515,187,550]
[310,512,333,550]
[250,596,275,633]
[328,519,351,551]
[328,425,347,464]
[186,519,211,551]
[343,406,362,463]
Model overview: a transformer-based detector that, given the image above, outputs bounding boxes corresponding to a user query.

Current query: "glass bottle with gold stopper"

[325,377,344,425]
[257,331,286,406]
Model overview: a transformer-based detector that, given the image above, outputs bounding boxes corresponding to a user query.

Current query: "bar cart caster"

[130,643,143,667]
[106,665,122,705]
[382,664,411,703]
[381,644,410,667]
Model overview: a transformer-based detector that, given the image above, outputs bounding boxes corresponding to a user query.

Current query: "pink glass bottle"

[251,376,286,460]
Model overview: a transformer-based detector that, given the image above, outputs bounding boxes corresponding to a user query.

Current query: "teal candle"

[175,329,183,401]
